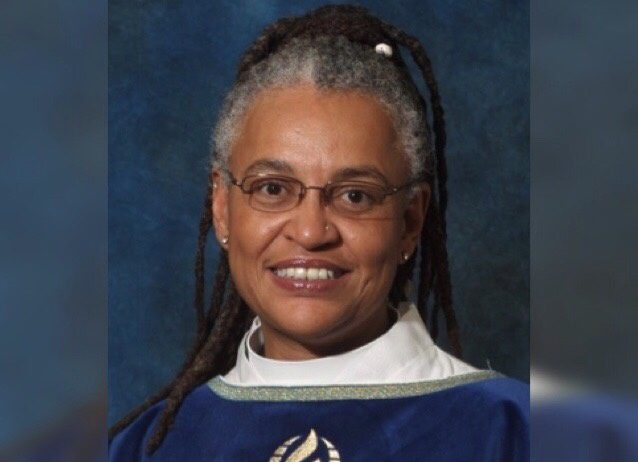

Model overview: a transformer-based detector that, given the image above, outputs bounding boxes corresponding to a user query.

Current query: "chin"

[266,299,350,341]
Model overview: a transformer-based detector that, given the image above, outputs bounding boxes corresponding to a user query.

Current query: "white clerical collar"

[222,302,477,386]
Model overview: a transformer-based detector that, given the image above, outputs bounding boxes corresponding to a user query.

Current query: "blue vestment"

[110,370,529,461]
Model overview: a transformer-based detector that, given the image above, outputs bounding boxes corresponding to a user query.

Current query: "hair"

[212,34,429,179]
[109,4,461,454]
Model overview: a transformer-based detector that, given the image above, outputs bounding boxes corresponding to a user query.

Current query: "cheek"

[227,193,285,246]
[225,198,283,294]
[341,219,403,273]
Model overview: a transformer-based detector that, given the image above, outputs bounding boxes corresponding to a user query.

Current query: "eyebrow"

[331,166,390,184]
[243,159,294,176]
[242,159,389,184]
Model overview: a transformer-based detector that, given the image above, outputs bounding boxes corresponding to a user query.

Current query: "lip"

[267,258,352,295]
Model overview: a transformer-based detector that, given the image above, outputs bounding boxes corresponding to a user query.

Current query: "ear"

[211,169,230,249]
[400,184,430,259]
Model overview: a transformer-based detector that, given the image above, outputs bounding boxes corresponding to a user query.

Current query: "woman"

[109,5,528,461]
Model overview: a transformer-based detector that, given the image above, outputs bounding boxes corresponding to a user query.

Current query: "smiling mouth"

[270,267,347,280]
[268,258,350,283]
[268,261,351,293]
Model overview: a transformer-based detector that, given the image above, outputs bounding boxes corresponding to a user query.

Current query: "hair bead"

[375,42,393,57]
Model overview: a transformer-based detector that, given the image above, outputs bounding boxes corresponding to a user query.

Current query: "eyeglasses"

[224,170,423,216]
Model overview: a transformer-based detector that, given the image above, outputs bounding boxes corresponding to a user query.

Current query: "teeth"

[273,267,338,280]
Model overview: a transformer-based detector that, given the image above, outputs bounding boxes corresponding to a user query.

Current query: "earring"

[221,236,229,245]
[401,251,410,262]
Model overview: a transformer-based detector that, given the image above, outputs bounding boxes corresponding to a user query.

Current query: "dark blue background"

[108,0,529,425]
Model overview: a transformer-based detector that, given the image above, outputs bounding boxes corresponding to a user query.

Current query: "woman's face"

[212,84,428,359]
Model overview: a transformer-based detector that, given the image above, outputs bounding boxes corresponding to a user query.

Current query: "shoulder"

[445,374,530,450]
[466,376,530,456]
[396,374,529,461]
[395,372,529,437]
[469,374,530,405]
[108,384,216,461]
[451,374,530,421]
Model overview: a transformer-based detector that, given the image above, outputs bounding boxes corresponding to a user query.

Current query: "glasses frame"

[223,169,426,215]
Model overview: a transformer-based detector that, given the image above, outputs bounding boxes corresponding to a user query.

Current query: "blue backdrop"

[108,0,529,425]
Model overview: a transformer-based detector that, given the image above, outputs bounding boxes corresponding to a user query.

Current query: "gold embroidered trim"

[207,370,501,401]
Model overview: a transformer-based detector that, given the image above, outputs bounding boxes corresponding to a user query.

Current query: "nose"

[282,188,340,250]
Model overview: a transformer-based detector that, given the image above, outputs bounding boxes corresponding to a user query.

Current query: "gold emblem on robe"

[269,428,340,462]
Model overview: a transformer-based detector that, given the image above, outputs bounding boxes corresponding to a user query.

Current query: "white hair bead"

[375,42,393,57]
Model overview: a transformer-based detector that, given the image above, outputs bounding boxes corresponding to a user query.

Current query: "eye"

[247,177,297,207]
[259,182,284,196]
[344,189,369,204]
[248,178,289,196]
[332,183,384,213]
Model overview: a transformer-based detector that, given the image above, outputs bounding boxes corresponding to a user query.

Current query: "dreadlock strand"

[204,250,230,333]
[430,301,440,340]
[145,283,246,454]
[429,201,462,357]
[219,299,255,374]
[417,202,435,310]
[108,318,219,443]
[381,24,449,236]
[107,383,173,441]
[194,183,213,339]
[388,252,415,307]
[417,230,430,311]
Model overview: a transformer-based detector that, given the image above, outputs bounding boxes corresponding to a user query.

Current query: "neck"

[259,305,395,360]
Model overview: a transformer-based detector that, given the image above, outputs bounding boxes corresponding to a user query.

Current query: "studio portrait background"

[108,0,529,425]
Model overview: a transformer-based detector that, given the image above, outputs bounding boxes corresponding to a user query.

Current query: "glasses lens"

[243,176,300,211]
[329,182,387,215]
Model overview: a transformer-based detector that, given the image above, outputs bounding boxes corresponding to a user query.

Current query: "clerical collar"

[222,302,477,386]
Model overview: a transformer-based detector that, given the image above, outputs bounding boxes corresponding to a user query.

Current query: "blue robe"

[110,370,529,461]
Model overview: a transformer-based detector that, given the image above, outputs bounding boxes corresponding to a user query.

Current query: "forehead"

[229,84,410,181]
